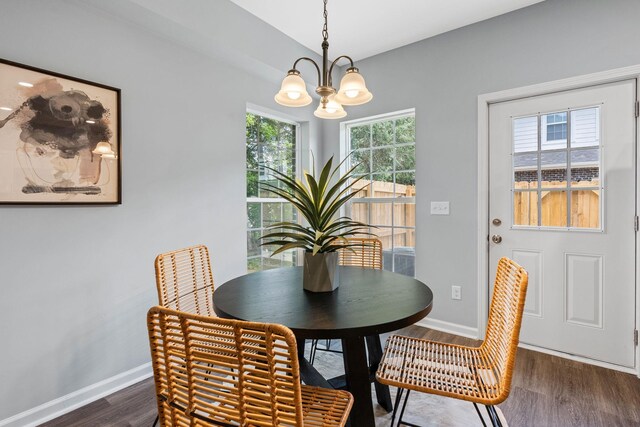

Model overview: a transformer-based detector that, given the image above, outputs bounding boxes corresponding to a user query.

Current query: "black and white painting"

[0,58,120,204]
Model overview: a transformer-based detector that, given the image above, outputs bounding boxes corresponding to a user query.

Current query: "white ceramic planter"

[302,252,339,292]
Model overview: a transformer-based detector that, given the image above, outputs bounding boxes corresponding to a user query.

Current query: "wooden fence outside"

[350,179,416,248]
[514,180,600,228]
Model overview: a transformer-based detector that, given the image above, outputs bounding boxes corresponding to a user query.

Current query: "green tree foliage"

[348,116,416,186]
[246,113,296,197]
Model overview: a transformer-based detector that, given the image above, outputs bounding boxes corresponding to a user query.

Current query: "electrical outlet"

[451,285,461,300]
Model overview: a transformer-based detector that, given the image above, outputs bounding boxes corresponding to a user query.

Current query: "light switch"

[430,201,450,215]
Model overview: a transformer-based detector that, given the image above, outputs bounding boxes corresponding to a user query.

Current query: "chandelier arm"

[292,57,322,88]
[327,55,355,87]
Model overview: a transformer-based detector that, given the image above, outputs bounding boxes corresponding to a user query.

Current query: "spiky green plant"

[260,155,372,255]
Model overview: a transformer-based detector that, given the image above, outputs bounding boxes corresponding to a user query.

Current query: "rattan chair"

[147,306,353,426]
[154,245,215,316]
[309,237,383,363]
[376,257,528,427]
[338,237,383,269]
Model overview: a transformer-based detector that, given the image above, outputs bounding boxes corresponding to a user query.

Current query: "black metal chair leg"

[473,402,488,427]
[309,339,318,364]
[485,405,503,427]
[152,414,159,427]
[397,389,412,426]
[389,387,404,427]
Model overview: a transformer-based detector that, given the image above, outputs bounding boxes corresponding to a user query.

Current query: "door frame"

[477,65,640,376]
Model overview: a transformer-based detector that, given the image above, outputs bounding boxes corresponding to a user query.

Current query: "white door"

[489,79,637,368]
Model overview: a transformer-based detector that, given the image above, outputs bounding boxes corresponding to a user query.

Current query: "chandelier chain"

[322,0,328,41]
[275,0,371,116]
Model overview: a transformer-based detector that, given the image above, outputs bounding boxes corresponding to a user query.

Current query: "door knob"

[492,218,502,226]
[491,235,502,244]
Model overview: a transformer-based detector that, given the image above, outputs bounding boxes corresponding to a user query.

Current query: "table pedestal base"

[297,337,392,427]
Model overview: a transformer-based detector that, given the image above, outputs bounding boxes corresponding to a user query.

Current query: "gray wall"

[322,0,640,329]
[3,0,640,421]
[0,0,321,420]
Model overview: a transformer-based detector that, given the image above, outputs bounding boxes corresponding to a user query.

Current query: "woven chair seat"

[300,385,354,426]
[154,384,352,426]
[376,257,528,427]
[148,307,353,427]
[376,335,502,405]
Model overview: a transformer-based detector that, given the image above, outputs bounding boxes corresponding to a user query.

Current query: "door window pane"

[513,116,538,153]
[541,190,568,227]
[570,149,600,185]
[571,108,600,148]
[512,107,601,230]
[513,190,538,226]
[542,112,567,149]
[571,190,600,228]
[540,151,567,187]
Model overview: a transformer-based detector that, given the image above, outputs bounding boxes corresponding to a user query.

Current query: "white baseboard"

[518,343,637,375]
[415,318,480,340]
[0,363,153,427]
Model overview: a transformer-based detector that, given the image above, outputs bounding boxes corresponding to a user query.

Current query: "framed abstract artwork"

[0,58,121,204]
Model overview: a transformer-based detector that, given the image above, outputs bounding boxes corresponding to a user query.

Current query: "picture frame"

[0,58,121,205]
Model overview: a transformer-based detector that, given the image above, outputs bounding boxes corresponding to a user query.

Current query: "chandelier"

[274,0,373,119]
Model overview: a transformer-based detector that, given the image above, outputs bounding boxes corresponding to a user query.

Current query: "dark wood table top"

[213,266,433,339]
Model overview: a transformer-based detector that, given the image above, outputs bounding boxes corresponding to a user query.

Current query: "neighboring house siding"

[513,108,599,154]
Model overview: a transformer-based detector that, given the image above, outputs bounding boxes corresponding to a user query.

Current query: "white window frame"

[246,109,302,272]
[340,109,416,275]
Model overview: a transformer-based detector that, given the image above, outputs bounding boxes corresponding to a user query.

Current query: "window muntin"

[345,113,416,276]
[246,112,298,272]
[512,107,601,230]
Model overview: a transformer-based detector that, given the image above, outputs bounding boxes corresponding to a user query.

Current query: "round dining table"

[213,266,433,427]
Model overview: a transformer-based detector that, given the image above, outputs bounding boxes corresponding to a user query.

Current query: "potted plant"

[260,155,372,292]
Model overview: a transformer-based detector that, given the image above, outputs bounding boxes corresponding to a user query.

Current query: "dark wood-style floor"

[40,326,640,427]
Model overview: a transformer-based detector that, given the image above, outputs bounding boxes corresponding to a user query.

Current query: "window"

[545,112,567,141]
[246,112,298,272]
[344,111,416,276]
[512,107,601,229]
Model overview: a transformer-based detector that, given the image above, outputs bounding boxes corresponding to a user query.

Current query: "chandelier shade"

[274,70,312,107]
[314,95,346,119]
[334,67,373,106]
[274,0,372,119]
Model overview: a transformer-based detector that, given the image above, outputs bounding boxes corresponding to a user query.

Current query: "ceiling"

[229,0,544,61]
